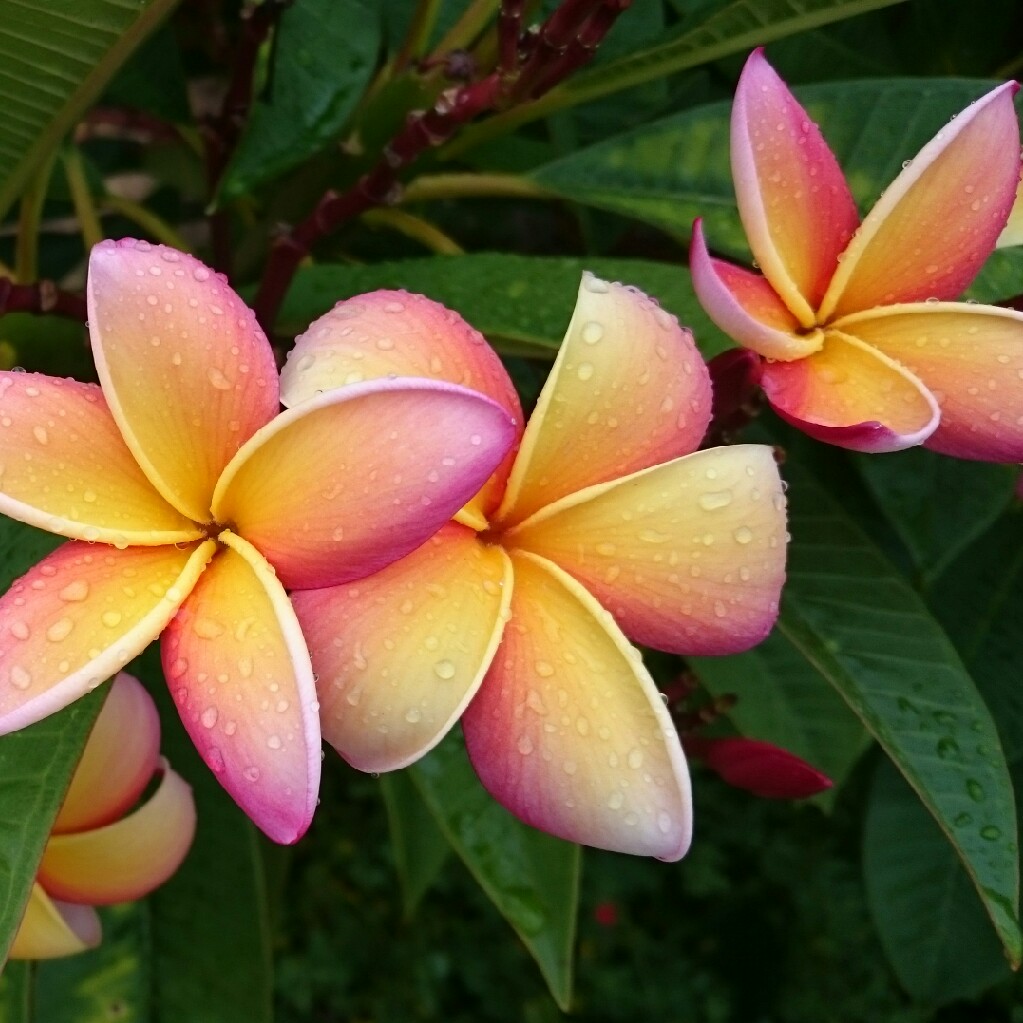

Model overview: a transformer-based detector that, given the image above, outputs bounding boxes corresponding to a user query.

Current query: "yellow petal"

[8,883,101,960]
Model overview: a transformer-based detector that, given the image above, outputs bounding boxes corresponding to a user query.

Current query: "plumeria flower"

[9,672,195,960]
[279,276,788,860]
[0,240,516,844]
[691,49,1023,457]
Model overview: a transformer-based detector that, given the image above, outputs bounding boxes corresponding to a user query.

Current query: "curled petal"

[8,883,101,960]
[280,289,523,523]
[495,274,712,529]
[294,523,512,773]
[0,541,215,735]
[87,239,280,522]
[760,330,940,452]
[835,303,1023,461]
[54,672,160,834]
[507,445,786,655]
[39,760,195,904]
[0,373,200,545]
[161,532,320,844]
[212,378,516,590]
[690,222,822,361]
[731,49,859,321]
[819,82,1022,320]
[463,551,692,861]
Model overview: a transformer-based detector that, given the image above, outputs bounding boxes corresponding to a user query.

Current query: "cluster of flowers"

[4,50,1022,958]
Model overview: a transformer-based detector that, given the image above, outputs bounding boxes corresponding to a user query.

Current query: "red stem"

[0,279,87,322]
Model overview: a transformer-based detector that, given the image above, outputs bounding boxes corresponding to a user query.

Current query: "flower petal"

[506,445,786,655]
[760,330,939,452]
[38,760,195,904]
[54,672,160,835]
[280,289,524,525]
[160,531,320,844]
[730,49,859,321]
[0,372,201,545]
[0,541,215,735]
[819,82,1022,320]
[494,274,712,529]
[86,239,280,522]
[294,523,512,773]
[835,303,1023,461]
[463,551,692,860]
[690,222,822,361]
[212,378,516,590]
[8,883,101,960]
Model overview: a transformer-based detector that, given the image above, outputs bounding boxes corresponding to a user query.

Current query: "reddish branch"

[252,0,633,332]
[0,279,87,322]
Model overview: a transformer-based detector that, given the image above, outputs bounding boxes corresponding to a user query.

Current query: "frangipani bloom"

[691,49,1023,457]
[280,277,788,860]
[0,239,516,844]
[10,672,195,960]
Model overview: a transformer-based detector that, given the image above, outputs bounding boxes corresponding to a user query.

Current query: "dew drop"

[267,734,283,750]
[9,621,30,640]
[733,526,754,544]
[100,610,122,628]
[207,367,232,390]
[581,321,604,344]
[10,665,31,689]
[576,362,595,381]
[699,489,733,511]
[201,706,219,729]
[194,618,225,639]
[517,734,534,755]
[404,707,422,724]
[59,579,89,602]
[433,659,456,680]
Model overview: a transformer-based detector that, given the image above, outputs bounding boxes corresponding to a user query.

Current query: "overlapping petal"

[294,523,512,773]
[0,541,215,734]
[819,82,1021,321]
[54,672,160,834]
[506,445,786,655]
[836,304,1023,461]
[87,239,280,522]
[495,274,712,529]
[731,48,859,320]
[9,884,101,959]
[760,330,939,452]
[0,373,200,546]
[463,551,692,861]
[38,760,195,904]
[689,222,822,361]
[161,532,320,844]
[212,378,516,589]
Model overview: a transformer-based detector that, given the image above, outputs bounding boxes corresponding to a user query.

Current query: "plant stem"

[391,0,445,74]
[101,195,195,253]
[402,172,552,203]
[0,278,87,322]
[62,146,105,252]
[362,208,465,254]
[15,150,57,284]
[429,0,501,58]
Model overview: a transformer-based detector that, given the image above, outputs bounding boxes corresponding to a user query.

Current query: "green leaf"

[278,255,732,357]
[217,0,380,202]
[0,0,181,222]
[863,758,1011,1003]
[0,961,31,1021]
[690,629,870,805]
[778,457,1021,964]
[411,734,579,1010]
[854,449,1017,584]
[968,247,1023,305]
[379,771,451,917]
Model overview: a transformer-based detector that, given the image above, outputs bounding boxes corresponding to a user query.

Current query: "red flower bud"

[692,736,833,799]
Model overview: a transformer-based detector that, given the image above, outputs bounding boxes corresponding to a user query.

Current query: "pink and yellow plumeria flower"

[279,277,787,860]
[691,49,1023,457]
[0,239,516,844]
[9,672,195,960]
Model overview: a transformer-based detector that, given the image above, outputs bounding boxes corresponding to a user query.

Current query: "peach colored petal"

[54,672,160,834]
[8,883,101,960]
[0,372,200,546]
[281,289,524,524]
[294,523,512,773]
[39,760,195,904]
[506,445,786,655]
[494,274,712,530]
[86,239,280,523]
[463,551,692,860]
[730,49,859,321]
[690,221,822,361]
[835,303,1023,461]
[161,532,320,844]
[212,378,516,590]
[760,329,940,452]
[819,82,1022,321]
[0,541,215,735]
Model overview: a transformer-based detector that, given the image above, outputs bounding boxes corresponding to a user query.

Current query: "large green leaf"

[278,255,731,357]
[864,758,1011,1003]
[0,0,180,221]
[411,734,580,1010]
[0,961,30,1021]
[778,458,1021,963]
[217,0,380,202]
